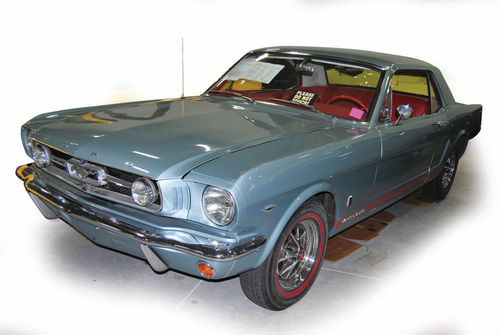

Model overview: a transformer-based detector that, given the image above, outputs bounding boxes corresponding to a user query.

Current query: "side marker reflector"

[197,262,215,278]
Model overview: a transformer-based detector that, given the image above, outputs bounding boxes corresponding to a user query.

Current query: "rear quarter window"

[326,68,381,88]
[392,74,428,96]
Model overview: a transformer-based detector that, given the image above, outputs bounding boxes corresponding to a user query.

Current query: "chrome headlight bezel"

[202,186,236,226]
[32,142,52,168]
[131,177,158,207]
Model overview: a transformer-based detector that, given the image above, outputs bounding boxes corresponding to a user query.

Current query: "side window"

[391,71,430,119]
[429,77,443,114]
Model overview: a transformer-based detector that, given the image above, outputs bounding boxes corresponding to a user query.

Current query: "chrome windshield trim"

[17,164,266,262]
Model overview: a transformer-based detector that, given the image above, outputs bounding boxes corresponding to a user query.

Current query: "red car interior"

[215,84,430,122]
[239,85,377,121]
[391,93,430,121]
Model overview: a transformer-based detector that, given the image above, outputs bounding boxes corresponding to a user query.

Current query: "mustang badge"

[65,158,107,186]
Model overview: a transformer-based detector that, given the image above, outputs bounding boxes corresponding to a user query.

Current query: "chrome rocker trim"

[16,164,266,272]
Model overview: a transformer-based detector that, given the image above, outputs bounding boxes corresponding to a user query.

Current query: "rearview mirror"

[295,62,314,76]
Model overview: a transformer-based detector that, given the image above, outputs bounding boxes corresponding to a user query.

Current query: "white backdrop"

[1,1,499,334]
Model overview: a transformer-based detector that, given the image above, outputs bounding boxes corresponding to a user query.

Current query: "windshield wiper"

[206,90,254,103]
[268,98,324,115]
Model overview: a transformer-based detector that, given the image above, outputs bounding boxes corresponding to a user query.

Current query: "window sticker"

[349,107,365,120]
[289,91,319,106]
[227,59,285,84]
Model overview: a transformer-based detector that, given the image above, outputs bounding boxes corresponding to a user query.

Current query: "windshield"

[207,52,383,122]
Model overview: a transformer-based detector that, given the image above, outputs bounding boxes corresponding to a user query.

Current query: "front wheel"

[423,149,458,201]
[239,198,328,310]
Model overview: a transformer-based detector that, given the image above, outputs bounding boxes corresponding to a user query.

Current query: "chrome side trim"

[17,164,266,262]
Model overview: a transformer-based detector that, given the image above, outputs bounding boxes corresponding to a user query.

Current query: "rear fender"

[454,129,468,159]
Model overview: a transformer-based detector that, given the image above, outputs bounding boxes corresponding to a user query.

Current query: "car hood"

[25,96,330,179]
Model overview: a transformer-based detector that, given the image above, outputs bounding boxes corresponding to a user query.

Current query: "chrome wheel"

[277,219,320,290]
[240,199,327,310]
[441,151,456,190]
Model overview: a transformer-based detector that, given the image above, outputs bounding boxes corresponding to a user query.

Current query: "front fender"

[184,127,378,272]
[252,182,339,268]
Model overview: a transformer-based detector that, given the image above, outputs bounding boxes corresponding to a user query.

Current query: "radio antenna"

[181,37,185,99]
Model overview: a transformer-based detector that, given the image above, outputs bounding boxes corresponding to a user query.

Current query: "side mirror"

[396,104,413,121]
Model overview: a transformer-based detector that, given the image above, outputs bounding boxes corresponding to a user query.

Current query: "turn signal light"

[197,262,215,278]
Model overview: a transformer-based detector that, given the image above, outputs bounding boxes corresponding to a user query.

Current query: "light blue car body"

[17,47,481,279]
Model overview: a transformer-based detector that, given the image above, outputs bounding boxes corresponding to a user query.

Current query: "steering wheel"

[327,95,368,112]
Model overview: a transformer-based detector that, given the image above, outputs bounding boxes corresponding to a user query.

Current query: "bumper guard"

[16,164,266,273]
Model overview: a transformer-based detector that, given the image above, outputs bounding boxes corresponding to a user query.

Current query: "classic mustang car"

[17,46,481,310]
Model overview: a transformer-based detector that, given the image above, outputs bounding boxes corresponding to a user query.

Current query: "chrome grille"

[43,147,161,211]
[65,158,108,186]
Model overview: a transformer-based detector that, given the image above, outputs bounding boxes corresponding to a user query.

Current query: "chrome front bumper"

[16,164,266,276]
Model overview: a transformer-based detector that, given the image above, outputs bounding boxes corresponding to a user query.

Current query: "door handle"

[433,121,447,128]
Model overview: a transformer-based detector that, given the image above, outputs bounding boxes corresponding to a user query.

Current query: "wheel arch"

[436,129,466,169]
[253,182,339,268]
[454,129,469,159]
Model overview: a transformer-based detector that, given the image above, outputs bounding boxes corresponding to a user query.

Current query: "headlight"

[131,177,158,206]
[202,186,236,226]
[32,142,52,168]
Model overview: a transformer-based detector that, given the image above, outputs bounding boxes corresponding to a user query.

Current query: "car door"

[374,70,446,197]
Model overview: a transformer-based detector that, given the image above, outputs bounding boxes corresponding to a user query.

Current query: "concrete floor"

[2,140,499,335]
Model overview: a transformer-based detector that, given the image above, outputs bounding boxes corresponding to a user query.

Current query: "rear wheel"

[239,198,328,310]
[423,149,458,201]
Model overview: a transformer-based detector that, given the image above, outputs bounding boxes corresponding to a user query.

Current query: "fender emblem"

[341,209,366,224]
[263,204,277,212]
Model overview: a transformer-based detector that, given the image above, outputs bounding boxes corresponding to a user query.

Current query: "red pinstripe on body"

[334,175,428,227]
